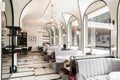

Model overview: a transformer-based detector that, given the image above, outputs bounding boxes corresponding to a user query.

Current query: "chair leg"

[23,51,27,55]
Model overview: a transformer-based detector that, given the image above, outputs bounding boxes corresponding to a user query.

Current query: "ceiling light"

[45,4,58,27]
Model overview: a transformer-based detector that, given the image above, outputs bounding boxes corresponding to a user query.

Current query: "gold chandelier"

[45,4,58,26]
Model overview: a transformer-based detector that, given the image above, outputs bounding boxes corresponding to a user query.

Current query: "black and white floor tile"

[2,52,61,80]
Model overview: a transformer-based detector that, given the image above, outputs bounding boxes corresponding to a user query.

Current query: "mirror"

[84,1,111,55]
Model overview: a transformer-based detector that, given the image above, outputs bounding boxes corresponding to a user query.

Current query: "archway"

[69,16,79,49]
[84,1,111,55]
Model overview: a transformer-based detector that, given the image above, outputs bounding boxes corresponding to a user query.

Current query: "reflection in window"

[71,20,79,47]
[88,11,110,48]
[88,12,110,23]
[85,5,111,55]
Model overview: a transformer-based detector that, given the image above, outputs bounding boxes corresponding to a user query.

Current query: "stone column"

[91,28,96,48]
[66,23,72,48]
[62,14,72,49]
[118,10,120,57]
[82,16,88,55]
[58,24,62,45]
[52,27,56,45]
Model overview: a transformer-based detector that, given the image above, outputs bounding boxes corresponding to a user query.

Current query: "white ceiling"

[20,0,80,28]
[18,0,108,30]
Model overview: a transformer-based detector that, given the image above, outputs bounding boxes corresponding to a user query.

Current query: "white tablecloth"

[109,72,120,80]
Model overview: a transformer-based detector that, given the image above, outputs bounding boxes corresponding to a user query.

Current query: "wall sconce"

[107,19,115,30]
[112,20,115,25]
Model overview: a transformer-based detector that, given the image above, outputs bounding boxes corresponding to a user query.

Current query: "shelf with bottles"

[17,32,27,46]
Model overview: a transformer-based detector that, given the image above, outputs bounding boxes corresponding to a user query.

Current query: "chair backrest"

[76,58,112,78]
[28,46,32,51]
[111,58,120,71]
[55,50,78,57]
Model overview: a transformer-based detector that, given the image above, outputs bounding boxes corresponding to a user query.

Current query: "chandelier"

[45,4,58,26]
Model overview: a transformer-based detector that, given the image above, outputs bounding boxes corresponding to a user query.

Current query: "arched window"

[84,1,111,55]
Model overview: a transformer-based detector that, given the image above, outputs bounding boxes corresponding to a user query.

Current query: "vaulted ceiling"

[20,0,80,28]
[3,0,119,31]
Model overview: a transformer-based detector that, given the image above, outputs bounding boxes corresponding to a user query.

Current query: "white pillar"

[72,32,77,46]
[82,16,88,55]
[58,24,62,45]
[62,26,65,44]
[49,29,52,45]
[55,28,59,45]
[91,28,96,48]
[78,30,82,49]
[62,13,72,49]
[0,1,4,79]
[117,5,120,57]
[52,27,56,45]
[74,33,77,46]
[85,16,88,47]
[69,23,72,46]
[65,25,67,46]
[66,23,72,48]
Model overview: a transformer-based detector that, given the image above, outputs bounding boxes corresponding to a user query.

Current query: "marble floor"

[2,52,61,80]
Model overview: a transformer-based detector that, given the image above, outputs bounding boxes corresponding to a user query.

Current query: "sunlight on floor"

[2,52,61,80]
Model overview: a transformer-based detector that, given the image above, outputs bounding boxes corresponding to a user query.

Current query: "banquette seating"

[75,58,120,80]
[49,50,81,71]
[44,46,61,61]
[55,50,79,61]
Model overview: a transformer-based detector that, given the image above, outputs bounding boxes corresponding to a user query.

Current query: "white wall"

[24,26,44,51]
[118,2,120,57]
[12,0,30,26]
[3,0,12,26]
[4,29,9,46]
[106,0,119,49]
